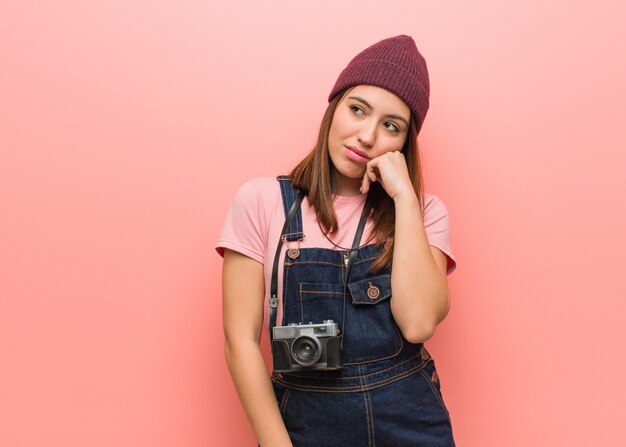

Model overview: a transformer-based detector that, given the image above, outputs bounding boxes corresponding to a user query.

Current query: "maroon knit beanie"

[328,35,430,134]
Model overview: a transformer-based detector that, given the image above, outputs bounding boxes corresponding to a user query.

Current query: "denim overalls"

[270,178,455,447]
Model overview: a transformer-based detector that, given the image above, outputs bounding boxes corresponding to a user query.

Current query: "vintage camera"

[272,320,342,372]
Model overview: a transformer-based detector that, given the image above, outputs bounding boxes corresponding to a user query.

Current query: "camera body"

[272,320,342,372]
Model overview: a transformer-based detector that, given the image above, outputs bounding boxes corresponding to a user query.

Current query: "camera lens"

[291,335,321,366]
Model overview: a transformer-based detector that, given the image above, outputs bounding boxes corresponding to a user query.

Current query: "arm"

[360,152,451,343]
[389,193,450,343]
[222,249,293,447]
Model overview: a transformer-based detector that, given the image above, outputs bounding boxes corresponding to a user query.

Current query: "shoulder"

[421,193,450,223]
[421,192,457,274]
[216,176,282,261]
[231,176,282,211]
[237,176,281,199]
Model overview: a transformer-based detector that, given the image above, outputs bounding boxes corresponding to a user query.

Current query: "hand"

[360,151,416,202]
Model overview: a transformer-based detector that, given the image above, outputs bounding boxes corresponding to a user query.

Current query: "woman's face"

[328,85,411,196]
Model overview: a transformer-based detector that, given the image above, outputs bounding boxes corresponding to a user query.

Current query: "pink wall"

[2,1,625,445]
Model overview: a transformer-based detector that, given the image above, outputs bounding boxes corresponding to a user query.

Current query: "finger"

[368,169,377,183]
[367,158,379,179]
[362,157,382,194]
[360,170,370,194]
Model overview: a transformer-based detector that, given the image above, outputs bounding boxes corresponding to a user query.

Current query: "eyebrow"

[348,96,410,127]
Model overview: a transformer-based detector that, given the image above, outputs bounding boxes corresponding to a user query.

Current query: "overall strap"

[340,203,369,349]
[269,176,304,340]
[277,175,304,242]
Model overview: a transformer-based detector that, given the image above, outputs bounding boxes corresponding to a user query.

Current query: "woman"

[217,35,457,447]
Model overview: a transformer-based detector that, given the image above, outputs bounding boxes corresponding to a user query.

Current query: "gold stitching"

[280,387,292,415]
[285,352,423,380]
[274,360,429,393]
[358,366,374,447]
[420,368,449,418]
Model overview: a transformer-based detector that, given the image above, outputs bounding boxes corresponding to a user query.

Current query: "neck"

[331,170,363,197]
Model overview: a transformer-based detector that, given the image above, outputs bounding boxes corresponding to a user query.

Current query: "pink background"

[2,1,625,445]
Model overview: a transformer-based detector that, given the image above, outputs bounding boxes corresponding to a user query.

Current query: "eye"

[350,105,365,116]
[383,122,399,132]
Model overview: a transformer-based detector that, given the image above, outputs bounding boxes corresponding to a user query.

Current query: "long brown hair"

[289,89,424,272]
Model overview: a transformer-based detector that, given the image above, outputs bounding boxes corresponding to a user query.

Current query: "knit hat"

[328,35,430,134]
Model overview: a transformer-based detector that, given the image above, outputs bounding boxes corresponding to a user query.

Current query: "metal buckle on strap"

[282,233,304,259]
[269,294,278,309]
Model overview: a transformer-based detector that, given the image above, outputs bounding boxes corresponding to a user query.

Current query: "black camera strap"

[340,203,369,348]
[344,203,369,283]
[269,190,303,340]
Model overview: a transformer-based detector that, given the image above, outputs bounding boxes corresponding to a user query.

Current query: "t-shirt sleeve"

[215,181,268,264]
[423,194,457,275]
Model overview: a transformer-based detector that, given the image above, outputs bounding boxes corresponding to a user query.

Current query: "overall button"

[287,248,300,259]
[432,371,439,383]
[367,282,380,300]
[420,347,430,360]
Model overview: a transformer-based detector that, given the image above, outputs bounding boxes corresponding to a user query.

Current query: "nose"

[357,121,376,148]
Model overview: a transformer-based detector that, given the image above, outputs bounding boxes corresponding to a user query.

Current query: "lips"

[345,146,369,163]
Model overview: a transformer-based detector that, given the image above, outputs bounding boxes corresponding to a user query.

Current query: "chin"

[338,167,364,180]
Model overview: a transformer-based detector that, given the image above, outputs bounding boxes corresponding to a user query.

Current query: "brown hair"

[289,89,424,272]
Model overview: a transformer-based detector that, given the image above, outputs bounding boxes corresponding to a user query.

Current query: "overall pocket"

[271,379,292,416]
[297,275,403,364]
[345,274,403,363]
[297,282,346,324]
[419,360,451,419]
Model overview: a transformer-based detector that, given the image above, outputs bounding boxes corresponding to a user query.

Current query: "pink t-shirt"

[216,176,457,328]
